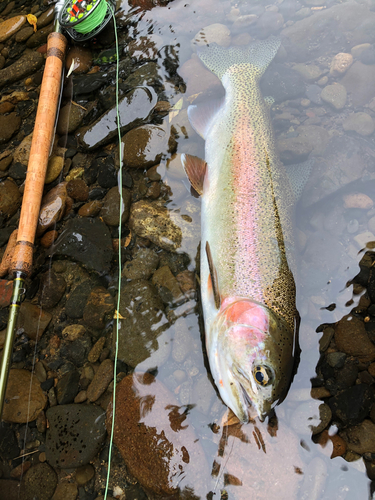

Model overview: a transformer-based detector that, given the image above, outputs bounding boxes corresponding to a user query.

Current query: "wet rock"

[329,384,374,426]
[126,33,162,61]
[46,404,106,468]
[88,336,106,363]
[99,186,131,226]
[18,302,52,340]
[8,162,26,181]
[0,280,12,307]
[123,62,161,89]
[343,112,375,136]
[335,315,375,362]
[0,153,12,170]
[45,156,64,184]
[19,463,57,500]
[129,200,182,251]
[179,54,222,99]
[122,247,159,280]
[0,479,20,499]
[341,62,375,107]
[83,286,115,330]
[106,372,208,497]
[66,179,89,202]
[254,11,284,38]
[261,63,305,103]
[40,230,59,248]
[13,132,33,165]
[341,420,375,455]
[292,63,322,81]
[50,217,113,274]
[37,182,67,235]
[320,83,347,110]
[57,102,86,135]
[50,483,78,500]
[0,178,20,218]
[0,50,43,88]
[330,52,353,76]
[39,271,66,309]
[193,23,231,47]
[2,369,46,423]
[66,279,96,319]
[75,464,95,486]
[66,46,93,74]
[78,200,102,217]
[122,124,176,169]
[152,265,183,305]
[115,279,166,367]
[60,335,92,368]
[344,193,373,209]
[0,15,25,43]
[326,352,346,369]
[37,6,54,28]
[76,87,157,150]
[56,370,80,405]
[277,125,329,164]
[87,359,113,402]
[0,422,20,459]
[26,22,54,48]
[62,324,86,341]
[0,112,21,144]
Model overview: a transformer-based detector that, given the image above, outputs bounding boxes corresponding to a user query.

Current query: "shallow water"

[1,0,375,498]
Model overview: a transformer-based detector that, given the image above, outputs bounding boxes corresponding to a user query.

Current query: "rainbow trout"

[182,38,300,422]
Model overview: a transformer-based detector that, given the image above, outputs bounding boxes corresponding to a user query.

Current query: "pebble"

[330,53,353,76]
[292,63,322,82]
[18,302,52,340]
[343,192,373,209]
[122,124,176,169]
[50,483,78,500]
[335,314,375,362]
[37,182,68,235]
[99,186,131,226]
[277,125,328,164]
[2,369,46,424]
[74,390,87,403]
[39,271,66,309]
[75,464,95,486]
[192,23,231,47]
[152,265,183,305]
[326,352,346,368]
[66,279,96,319]
[343,112,375,136]
[83,286,115,330]
[57,102,86,135]
[341,62,375,107]
[122,247,160,280]
[40,230,59,248]
[329,384,374,426]
[0,112,21,144]
[87,358,114,402]
[65,46,93,74]
[45,404,106,468]
[320,83,347,110]
[66,179,89,202]
[106,373,208,497]
[88,337,106,363]
[129,200,182,251]
[56,370,80,405]
[44,156,64,184]
[0,51,44,88]
[37,6,54,28]
[78,200,102,217]
[0,178,21,218]
[50,218,113,274]
[0,15,26,43]
[19,463,57,500]
[0,279,13,307]
[13,132,33,165]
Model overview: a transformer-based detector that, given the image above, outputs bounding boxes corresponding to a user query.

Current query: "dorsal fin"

[206,241,221,309]
[181,153,207,196]
[188,98,224,139]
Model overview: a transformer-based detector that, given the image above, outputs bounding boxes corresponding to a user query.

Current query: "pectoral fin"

[188,97,224,139]
[181,153,207,196]
[206,241,221,309]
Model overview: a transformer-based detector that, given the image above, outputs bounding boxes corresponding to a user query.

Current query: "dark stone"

[50,218,114,274]
[83,157,101,185]
[0,308,8,329]
[359,45,375,65]
[0,226,16,247]
[335,360,359,390]
[8,162,26,181]
[39,271,66,309]
[88,188,107,200]
[97,156,117,189]
[41,378,54,392]
[305,84,322,105]
[59,335,92,368]
[83,286,115,330]
[66,279,96,319]
[26,22,54,48]
[19,463,57,500]
[45,404,107,468]
[71,74,108,97]
[56,370,80,405]
[261,63,305,103]
[328,384,374,426]
[0,422,20,460]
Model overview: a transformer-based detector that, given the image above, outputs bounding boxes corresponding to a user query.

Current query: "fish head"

[209,299,296,423]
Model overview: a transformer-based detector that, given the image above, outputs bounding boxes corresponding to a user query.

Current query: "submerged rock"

[0,51,44,88]
[0,113,21,144]
[106,372,209,497]
[341,61,375,107]
[45,404,107,468]
[334,315,375,363]
[17,302,52,340]
[19,463,57,500]
[343,112,375,136]
[76,87,157,150]
[0,178,21,218]
[37,182,68,235]
[2,369,47,423]
[50,217,113,274]
[0,15,26,43]
[99,186,131,226]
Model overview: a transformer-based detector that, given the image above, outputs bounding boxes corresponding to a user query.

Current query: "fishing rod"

[0,0,116,417]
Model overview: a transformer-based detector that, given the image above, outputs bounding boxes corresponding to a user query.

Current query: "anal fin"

[181,154,207,196]
[206,241,221,309]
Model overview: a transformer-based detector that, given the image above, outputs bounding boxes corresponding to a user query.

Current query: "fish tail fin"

[197,37,281,81]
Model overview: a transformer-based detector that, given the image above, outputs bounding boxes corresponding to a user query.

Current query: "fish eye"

[253,365,272,386]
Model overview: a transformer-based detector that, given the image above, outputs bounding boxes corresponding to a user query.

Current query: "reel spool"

[58,0,116,41]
